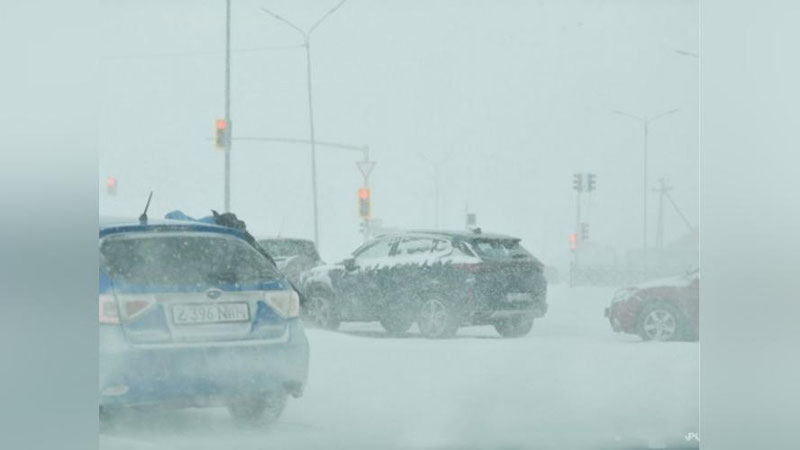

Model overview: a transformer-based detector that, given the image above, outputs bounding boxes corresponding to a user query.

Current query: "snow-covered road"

[100,286,699,449]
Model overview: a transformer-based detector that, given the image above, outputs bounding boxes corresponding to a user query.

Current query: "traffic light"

[581,222,589,240]
[358,188,370,219]
[572,173,583,192]
[105,176,117,195]
[569,232,577,250]
[587,173,597,192]
[215,118,229,149]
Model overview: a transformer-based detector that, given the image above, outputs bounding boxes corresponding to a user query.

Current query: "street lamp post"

[612,108,679,270]
[261,0,347,248]
[417,153,453,229]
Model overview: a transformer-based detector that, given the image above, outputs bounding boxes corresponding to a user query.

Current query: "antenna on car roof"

[139,191,153,224]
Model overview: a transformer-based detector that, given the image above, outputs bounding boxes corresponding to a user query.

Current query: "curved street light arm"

[611,110,645,123]
[648,108,680,124]
[308,0,348,36]
[260,7,308,40]
[675,49,700,58]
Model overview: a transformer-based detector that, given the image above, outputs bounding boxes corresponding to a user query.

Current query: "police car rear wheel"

[228,391,287,425]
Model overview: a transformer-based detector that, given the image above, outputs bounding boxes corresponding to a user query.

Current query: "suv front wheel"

[417,297,458,338]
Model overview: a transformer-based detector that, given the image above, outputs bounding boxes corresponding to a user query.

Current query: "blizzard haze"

[98,0,697,265]
[97,1,699,449]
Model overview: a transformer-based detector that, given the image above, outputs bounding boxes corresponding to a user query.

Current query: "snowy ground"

[100,286,699,449]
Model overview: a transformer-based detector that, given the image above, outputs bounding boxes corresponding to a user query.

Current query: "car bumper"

[99,319,309,408]
[605,302,638,334]
[470,301,547,325]
[477,279,548,319]
[605,307,624,332]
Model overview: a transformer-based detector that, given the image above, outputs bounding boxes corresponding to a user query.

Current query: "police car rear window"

[101,233,281,288]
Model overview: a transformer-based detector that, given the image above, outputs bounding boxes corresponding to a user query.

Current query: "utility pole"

[612,108,679,271]
[665,189,696,234]
[261,0,348,248]
[223,0,232,212]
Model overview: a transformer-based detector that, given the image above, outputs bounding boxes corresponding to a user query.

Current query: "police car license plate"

[172,303,250,325]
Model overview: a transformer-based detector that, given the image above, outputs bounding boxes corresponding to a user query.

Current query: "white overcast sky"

[98,0,698,265]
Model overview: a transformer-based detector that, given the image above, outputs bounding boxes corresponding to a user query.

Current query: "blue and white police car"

[99,215,309,424]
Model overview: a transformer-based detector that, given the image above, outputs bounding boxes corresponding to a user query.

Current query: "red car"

[604,269,699,341]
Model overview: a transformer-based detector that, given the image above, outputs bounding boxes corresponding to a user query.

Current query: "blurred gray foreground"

[100,285,698,450]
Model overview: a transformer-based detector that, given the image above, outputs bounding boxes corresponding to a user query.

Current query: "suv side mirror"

[343,257,357,272]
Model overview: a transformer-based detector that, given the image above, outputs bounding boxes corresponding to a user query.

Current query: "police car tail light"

[99,294,120,324]
[265,290,300,318]
[122,297,155,321]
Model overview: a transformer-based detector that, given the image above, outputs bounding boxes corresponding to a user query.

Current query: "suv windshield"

[101,233,282,288]
[469,238,533,260]
[259,239,319,261]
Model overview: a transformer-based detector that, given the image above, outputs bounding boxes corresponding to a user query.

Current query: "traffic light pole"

[223,0,232,212]
[575,190,582,267]
[229,136,375,239]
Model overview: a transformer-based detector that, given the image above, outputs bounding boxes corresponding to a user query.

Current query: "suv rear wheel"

[303,288,340,330]
[494,315,534,338]
[380,311,414,335]
[417,298,458,338]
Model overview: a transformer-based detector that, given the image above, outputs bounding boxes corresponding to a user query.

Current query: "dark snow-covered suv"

[297,230,548,338]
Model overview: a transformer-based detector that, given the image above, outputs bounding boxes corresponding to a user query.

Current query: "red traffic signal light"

[569,232,577,250]
[358,188,370,218]
[215,118,229,148]
[106,176,117,195]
